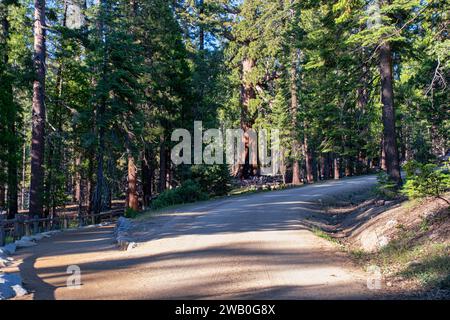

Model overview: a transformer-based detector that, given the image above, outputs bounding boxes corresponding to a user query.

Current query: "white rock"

[378,236,390,248]
[386,219,397,228]
[11,284,27,297]
[126,242,137,251]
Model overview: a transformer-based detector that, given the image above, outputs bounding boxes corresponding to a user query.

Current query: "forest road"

[13,175,383,300]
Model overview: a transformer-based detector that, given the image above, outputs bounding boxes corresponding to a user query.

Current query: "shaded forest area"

[0,0,448,219]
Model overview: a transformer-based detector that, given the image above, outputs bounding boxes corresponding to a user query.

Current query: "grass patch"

[351,232,450,292]
[311,227,343,247]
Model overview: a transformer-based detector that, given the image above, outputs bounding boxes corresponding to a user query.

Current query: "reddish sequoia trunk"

[126,150,139,211]
[320,155,326,180]
[290,51,302,185]
[345,158,353,177]
[29,0,46,218]
[379,41,401,185]
[334,157,340,180]
[238,57,257,179]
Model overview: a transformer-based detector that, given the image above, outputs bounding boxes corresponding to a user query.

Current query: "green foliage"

[124,207,139,219]
[189,164,232,197]
[152,179,209,210]
[401,161,450,200]
[376,171,399,199]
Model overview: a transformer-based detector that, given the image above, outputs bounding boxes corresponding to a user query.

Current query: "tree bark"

[158,135,167,193]
[334,156,340,180]
[290,50,301,185]
[74,155,81,203]
[126,135,139,211]
[379,41,401,185]
[238,57,257,179]
[142,145,153,208]
[2,10,18,218]
[29,0,46,218]
[303,134,314,183]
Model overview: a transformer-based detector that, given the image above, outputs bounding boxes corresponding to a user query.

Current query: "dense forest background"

[0,0,448,219]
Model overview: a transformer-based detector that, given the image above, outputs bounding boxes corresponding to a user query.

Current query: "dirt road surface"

[11,175,382,299]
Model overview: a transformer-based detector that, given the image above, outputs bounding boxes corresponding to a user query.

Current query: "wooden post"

[14,215,23,239]
[33,215,39,234]
[78,214,83,227]
[25,218,31,236]
[0,216,5,246]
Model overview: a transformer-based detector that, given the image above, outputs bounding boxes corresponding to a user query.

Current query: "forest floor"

[5,175,447,300]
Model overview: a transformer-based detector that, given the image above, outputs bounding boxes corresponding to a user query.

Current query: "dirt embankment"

[312,193,450,299]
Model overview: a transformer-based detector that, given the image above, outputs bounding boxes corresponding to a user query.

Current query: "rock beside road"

[0,273,28,300]
[114,217,136,251]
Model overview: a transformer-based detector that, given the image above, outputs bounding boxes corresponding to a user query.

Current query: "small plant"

[151,179,208,210]
[401,160,450,203]
[124,207,139,219]
[376,171,399,199]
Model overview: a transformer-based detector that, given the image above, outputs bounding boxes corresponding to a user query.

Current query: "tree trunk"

[93,127,104,214]
[198,0,204,51]
[158,135,167,193]
[0,185,5,209]
[290,50,302,185]
[379,41,401,185]
[381,138,387,170]
[29,0,46,218]
[237,57,257,179]
[86,154,94,215]
[2,11,18,218]
[303,134,314,183]
[142,145,153,208]
[74,155,81,203]
[126,136,139,211]
[334,156,340,180]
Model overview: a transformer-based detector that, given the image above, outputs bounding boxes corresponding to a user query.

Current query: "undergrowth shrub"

[402,160,450,202]
[152,179,208,210]
[376,171,399,199]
